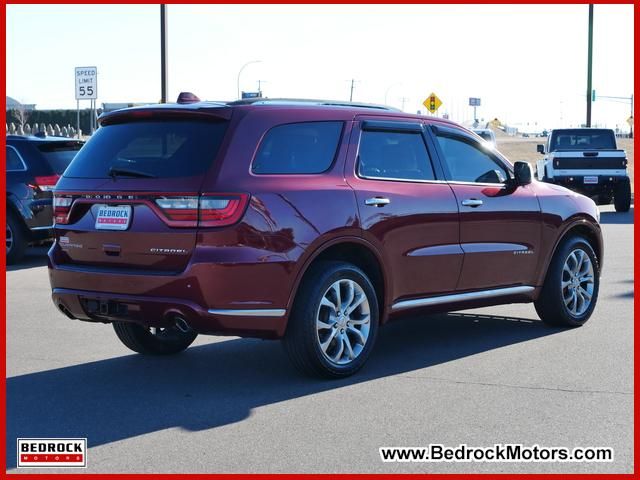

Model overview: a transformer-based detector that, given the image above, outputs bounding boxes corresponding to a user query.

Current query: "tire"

[6,212,27,265]
[534,236,599,327]
[112,321,197,355]
[283,261,379,378]
[614,179,631,212]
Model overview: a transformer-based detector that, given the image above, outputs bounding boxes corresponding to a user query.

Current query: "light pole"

[160,5,168,103]
[237,60,261,100]
[586,4,594,127]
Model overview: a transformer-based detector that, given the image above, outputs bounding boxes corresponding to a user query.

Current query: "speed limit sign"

[75,66,97,100]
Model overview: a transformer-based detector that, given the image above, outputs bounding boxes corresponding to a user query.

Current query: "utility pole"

[349,79,355,102]
[160,5,168,103]
[586,4,594,127]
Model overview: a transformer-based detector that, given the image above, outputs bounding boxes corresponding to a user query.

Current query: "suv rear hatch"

[53,107,244,273]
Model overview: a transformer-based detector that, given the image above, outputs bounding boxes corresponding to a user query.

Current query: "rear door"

[429,124,542,291]
[346,117,461,304]
[53,114,231,273]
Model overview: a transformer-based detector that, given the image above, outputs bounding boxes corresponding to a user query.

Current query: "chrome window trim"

[208,308,286,317]
[357,174,448,185]
[445,179,510,188]
[6,145,28,172]
[391,286,535,312]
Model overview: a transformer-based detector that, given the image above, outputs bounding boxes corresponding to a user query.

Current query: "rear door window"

[63,120,228,178]
[252,121,343,174]
[357,130,436,181]
[37,141,83,174]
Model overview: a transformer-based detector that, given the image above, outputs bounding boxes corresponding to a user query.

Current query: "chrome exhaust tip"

[174,316,192,333]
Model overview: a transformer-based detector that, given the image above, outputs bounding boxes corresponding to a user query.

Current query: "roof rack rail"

[225,98,400,111]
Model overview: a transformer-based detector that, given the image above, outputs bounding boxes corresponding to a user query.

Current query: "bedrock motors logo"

[17,438,87,468]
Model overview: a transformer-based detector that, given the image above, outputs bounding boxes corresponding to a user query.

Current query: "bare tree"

[11,103,31,129]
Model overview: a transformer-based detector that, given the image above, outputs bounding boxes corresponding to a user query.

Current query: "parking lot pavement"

[6,205,633,474]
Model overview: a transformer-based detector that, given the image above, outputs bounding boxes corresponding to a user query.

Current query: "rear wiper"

[108,167,156,179]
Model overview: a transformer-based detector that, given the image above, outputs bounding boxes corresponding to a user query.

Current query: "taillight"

[29,174,60,192]
[154,194,249,227]
[53,195,73,224]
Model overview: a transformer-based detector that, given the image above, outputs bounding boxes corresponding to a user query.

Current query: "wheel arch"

[539,218,603,286]
[285,237,390,326]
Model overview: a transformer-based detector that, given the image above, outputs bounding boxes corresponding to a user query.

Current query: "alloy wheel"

[6,222,13,254]
[561,248,595,317]
[316,279,371,365]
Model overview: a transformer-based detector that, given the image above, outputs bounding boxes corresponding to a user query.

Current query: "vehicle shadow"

[599,206,634,225]
[6,312,566,469]
[6,247,49,272]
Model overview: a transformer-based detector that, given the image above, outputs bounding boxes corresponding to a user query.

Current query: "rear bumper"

[51,288,286,338]
[548,175,628,195]
[48,244,291,339]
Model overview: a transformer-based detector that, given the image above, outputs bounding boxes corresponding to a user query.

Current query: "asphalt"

[6,205,634,473]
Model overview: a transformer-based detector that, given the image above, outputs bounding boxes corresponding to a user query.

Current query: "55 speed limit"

[75,67,97,100]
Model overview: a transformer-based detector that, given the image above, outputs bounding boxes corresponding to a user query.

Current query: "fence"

[6,122,79,138]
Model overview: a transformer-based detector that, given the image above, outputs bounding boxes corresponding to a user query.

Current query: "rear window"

[550,130,616,151]
[37,141,83,174]
[252,121,343,174]
[63,120,228,179]
[6,146,26,171]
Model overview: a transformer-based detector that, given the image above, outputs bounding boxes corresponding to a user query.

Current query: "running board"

[391,286,535,312]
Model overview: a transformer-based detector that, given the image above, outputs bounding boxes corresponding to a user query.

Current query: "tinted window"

[6,146,25,171]
[550,129,616,151]
[64,120,228,178]
[37,141,83,174]
[358,130,435,181]
[436,134,508,184]
[252,122,342,174]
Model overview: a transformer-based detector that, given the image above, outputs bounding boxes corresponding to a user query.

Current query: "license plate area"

[95,204,132,230]
[583,176,599,184]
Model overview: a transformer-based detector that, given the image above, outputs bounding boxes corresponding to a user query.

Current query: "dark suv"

[48,97,602,377]
[6,135,83,263]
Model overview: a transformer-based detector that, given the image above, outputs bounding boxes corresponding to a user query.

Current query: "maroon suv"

[48,97,602,377]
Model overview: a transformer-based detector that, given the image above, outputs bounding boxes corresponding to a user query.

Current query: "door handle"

[365,197,391,207]
[461,199,483,207]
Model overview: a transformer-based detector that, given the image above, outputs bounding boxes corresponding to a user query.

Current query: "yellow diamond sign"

[423,92,442,113]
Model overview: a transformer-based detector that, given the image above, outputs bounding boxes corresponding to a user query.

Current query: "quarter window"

[358,130,435,181]
[252,122,343,174]
[435,134,508,184]
[6,146,25,171]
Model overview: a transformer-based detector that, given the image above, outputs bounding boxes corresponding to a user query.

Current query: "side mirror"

[514,161,532,186]
[536,144,545,154]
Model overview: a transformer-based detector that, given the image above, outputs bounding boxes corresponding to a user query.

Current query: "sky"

[6,4,635,131]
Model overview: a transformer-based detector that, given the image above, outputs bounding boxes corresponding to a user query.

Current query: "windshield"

[550,130,616,151]
[64,120,228,179]
[37,141,83,174]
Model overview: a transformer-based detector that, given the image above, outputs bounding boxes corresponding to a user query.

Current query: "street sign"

[469,97,481,107]
[627,116,634,126]
[75,66,97,100]
[423,93,442,113]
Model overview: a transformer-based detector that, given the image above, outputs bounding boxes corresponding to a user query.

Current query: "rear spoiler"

[99,104,232,126]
